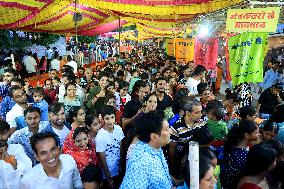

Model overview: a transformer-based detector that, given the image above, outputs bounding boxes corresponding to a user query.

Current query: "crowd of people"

[0,42,284,189]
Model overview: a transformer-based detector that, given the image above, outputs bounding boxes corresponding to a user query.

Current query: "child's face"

[52,79,59,87]
[49,71,57,79]
[262,130,276,141]
[106,98,116,108]
[33,92,44,103]
[103,114,115,128]
[89,118,102,135]
[45,80,52,90]
[78,69,84,75]
[133,71,139,78]
[107,86,116,94]
[85,68,93,78]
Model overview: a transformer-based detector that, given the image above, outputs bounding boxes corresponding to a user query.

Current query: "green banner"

[228,32,268,86]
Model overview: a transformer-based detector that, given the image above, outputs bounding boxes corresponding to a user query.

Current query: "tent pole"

[119,17,121,55]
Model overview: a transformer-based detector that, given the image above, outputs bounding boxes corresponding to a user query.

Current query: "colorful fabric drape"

[228,32,268,85]
[194,37,219,70]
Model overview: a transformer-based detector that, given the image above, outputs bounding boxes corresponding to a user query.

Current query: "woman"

[178,156,217,189]
[221,120,259,189]
[63,127,98,174]
[59,82,83,115]
[237,144,276,189]
[67,106,86,129]
[260,121,279,142]
[85,114,102,143]
[38,56,47,74]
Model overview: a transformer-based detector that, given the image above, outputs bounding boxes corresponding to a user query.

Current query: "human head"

[162,68,171,78]
[199,148,217,168]
[86,114,101,136]
[48,102,65,128]
[10,78,25,88]
[84,67,93,79]
[208,106,226,121]
[52,77,60,87]
[81,164,102,189]
[78,67,85,76]
[184,155,216,189]
[3,67,16,84]
[72,127,89,150]
[138,81,149,102]
[262,121,279,141]
[100,105,116,129]
[30,132,60,169]
[49,69,58,79]
[67,55,73,62]
[65,82,76,98]
[192,126,214,147]
[183,97,202,122]
[193,65,206,78]
[0,120,10,147]
[239,106,257,121]
[24,107,41,130]
[118,81,129,97]
[98,73,109,88]
[44,79,52,90]
[105,94,116,109]
[143,92,158,113]
[33,87,44,103]
[67,106,85,125]
[155,77,167,94]
[224,119,259,154]
[62,73,75,85]
[197,83,211,100]
[10,86,27,105]
[135,111,170,148]
[270,104,284,123]
[243,144,276,176]
[130,69,139,78]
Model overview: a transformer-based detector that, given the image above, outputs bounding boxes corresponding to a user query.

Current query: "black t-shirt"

[258,89,279,114]
[157,94,172,111]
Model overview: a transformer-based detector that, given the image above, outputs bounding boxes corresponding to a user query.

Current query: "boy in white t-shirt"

[95,105,124,188]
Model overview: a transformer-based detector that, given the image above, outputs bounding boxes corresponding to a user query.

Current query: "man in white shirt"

[8,107,49,166]
[41,102,70,147]
[66,55,78,74]
[0,120,32,189]
[20,132,83,189]
[50,53,60,71]
[185,65,206,97]
[24,52,37,77]
[6,86,29,135]
[46,46,53,71]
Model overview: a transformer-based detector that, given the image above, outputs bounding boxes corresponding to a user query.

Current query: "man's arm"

[98,152,114,187]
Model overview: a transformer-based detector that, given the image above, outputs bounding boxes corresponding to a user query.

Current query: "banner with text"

[194,37,218,70]
[226,7,281,32]
[228,32,268,85]
[175,38,195,62]
[165,39,175,56]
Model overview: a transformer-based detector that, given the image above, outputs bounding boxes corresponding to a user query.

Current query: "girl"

[105,94,122,125]
[115,80,131,113]
[221,120,259,189]
[68,106,86,129]
[85,114,102,143]
[63,127,98,174]
[260,121,279,142]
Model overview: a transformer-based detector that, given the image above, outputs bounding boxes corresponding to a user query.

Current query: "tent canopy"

[0,0,245,36]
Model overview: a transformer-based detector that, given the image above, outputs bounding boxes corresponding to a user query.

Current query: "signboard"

[226,7,281,32]
[228,32,268,85]
[166,39,175,56]
[175,38,195,62]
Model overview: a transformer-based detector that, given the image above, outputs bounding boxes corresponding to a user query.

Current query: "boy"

[32,87,49,121]
[128,69,140,93]
[95,105,124,188]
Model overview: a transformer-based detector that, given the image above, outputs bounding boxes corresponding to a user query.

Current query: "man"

[257,83,283,119]
[0,78,24,120]
[185,65,206,96]
[120,111,173,189]
[50,53,60,71]
[6,86,29,134]
[179,64,194,85]
[0,67,17,97]
[20,132,83,189]
[155,77,172,111]
[46,46,53,71]
[66,55,78,74]
[23,52,37,77]
[169,98,205,178]
[0,120,32,189]
[41,102,70,147]
[8,107,49,166]
[122,81,150,129]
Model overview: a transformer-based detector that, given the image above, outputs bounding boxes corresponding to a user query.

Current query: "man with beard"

[20,132,82,189]
[41,102,70,147]
[155,77,172,111]
[6,86,29,135]
[0,120,32,189]
[8,107,49,166]
[0,67,17,97]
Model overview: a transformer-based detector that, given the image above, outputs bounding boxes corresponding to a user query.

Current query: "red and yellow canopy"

[0,0,245,36]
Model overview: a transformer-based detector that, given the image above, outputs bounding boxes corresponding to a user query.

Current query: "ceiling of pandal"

[0,0,282,37]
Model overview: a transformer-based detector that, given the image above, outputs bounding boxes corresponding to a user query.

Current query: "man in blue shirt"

[120,111,173,189]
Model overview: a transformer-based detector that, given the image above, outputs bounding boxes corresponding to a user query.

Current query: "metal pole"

[75,0,78,54]
[119,17,121,55]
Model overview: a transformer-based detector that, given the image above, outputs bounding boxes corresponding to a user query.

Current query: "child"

[32,87,49,121]
[128,69,140,93]
[95,105,124,188]
[206,105,227,146]
[86,114,102,143]
[43,79,56,104]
